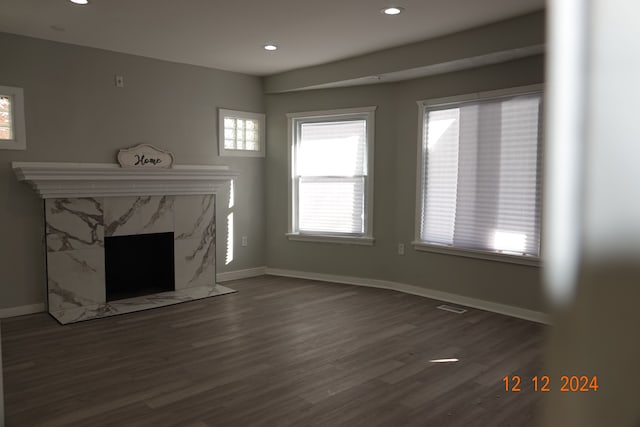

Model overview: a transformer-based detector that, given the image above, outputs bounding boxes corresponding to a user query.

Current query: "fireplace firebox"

[105,232,175,301]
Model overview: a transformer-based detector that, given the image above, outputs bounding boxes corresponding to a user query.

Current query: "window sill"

[286,233,375,246]
[412,241,541,267]
[218,149,265,158]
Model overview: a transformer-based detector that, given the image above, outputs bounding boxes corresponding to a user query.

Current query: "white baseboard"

[0,303,45,319]
[0,268,549,325]
[265,268,551,325]
[217,266,267,282]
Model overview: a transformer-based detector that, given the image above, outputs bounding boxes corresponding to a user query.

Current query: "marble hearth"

[13,162,239,324]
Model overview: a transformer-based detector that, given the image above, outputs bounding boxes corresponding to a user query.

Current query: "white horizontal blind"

[223,116,260,151]
[0,95,13,140]
[296,119,367,234]
[421,93,542,256]
[422,108,460,244]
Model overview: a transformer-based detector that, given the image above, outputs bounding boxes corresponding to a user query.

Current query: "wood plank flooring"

[1,275,546,426]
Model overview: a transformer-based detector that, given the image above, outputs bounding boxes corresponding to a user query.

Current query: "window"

[414,85,543,265]
[287,107,376,245]
[226,180,235,265]
[0,85,26,150]
[218,109,265,157]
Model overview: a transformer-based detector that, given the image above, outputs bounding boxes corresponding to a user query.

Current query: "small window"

[0,85,26,150]
[414,85,543,264]
[287,106,376,245]
[218,109,265,157]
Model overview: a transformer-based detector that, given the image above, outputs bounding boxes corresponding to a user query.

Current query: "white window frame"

[218,108,265,158]
[286,106,376,245]
[413,84,543,266]
[0,85,27,150]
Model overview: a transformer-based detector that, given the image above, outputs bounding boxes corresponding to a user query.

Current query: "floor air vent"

[436,304,467,314]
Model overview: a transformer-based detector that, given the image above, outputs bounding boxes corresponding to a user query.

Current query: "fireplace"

[12,161,240,324]
[105,232,175,301]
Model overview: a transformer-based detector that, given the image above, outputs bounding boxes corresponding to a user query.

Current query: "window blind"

[296,119,367,235]
[420,93,542,256]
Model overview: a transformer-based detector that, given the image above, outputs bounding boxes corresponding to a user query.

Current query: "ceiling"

[0,0,544,76]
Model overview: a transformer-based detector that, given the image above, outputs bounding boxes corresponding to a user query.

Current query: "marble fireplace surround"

[12,162,239,324]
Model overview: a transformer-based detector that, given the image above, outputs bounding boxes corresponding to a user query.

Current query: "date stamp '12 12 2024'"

[503,375,599,392]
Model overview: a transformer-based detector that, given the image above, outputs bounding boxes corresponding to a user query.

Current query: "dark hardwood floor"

[1,275,546,426]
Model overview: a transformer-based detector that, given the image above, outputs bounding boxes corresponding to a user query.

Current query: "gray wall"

[265,55,546,312]
[0,33,265,310]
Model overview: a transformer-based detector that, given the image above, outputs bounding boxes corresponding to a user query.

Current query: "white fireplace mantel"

[12,161,239,198]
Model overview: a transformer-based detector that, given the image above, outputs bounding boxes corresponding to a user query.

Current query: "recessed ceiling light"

[382,7,404,15]
[264,44,278,51]
[69,0,89,4]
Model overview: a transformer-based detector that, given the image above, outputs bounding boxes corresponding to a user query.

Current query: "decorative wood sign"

[117,144,174,169]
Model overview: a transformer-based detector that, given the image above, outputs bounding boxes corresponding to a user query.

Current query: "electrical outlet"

[398,243,405,255]
[115,75,124,88]
[241,236,248,247]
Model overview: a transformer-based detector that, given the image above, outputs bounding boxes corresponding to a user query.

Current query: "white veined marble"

[103,196,174,237]
[45,198,104,252]
[42,194,223,323]
[49,284,236,324]
[47,249,106,312]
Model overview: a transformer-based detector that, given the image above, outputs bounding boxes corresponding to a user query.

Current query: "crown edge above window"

[416,84,544,108]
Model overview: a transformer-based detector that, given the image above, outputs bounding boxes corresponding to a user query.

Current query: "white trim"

[412,242,541,267]
[216,266,267,282]
[0,85,27,151]
[286,233,374,246]
[417,84,544,108]
[287,106,376,239]
[265,268,550,324]
[414,101,427,246]
[286,106,377,120]
[0,271,549,324]
[365,107,375,238]
[218,109,266,158]
[287,116,294,233]
[12,162,239,198]
[0,303,44,319]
